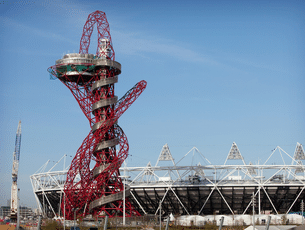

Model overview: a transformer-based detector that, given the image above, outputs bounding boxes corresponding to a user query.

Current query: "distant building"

[0,206,34,220]
[19,206,35,219]
[0,206,10,218]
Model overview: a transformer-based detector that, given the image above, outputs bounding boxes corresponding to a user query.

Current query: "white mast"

[11,121,22,221]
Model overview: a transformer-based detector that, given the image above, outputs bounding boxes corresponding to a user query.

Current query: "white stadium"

[30,142,305,221]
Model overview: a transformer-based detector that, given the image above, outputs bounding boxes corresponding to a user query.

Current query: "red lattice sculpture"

[48,10,146,219]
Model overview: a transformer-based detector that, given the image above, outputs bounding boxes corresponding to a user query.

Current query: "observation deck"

[54,53,121,82]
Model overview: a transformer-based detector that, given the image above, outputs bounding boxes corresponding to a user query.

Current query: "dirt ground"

[0,225,16,230]
[0,225,31,230]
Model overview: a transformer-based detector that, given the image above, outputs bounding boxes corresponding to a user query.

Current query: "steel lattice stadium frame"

[31,142,305,218]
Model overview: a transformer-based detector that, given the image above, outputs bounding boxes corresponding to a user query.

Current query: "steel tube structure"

[48,10,146,219]
[31,142,305,218]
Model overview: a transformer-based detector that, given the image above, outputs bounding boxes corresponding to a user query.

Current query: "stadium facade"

[30,142,305,218]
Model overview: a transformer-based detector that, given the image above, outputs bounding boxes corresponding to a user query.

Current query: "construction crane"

[10,121,21,221]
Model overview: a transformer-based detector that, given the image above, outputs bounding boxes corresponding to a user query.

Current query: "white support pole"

[199,187,215,214]
[286,186,305,214]
[261,186,279,215]
[169,187,190,215]
[258,187,261,215]
[119,175,130,226]
[215,186,235,215]
[301,200,304,225]
[74,209,76,229]
[159,200,162,230]
[252,192,255,230]
[155,188,170,215]
[130,191,147,215]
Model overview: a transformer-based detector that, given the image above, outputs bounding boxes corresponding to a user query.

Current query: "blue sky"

[0,0,304,209]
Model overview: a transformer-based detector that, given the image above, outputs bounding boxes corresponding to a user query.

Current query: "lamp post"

[159,201,162,230]
[252,192,255,230]
[73,208,79,230]
[301,200,304,225]
[198,211,201,230]
[119,175,130,226]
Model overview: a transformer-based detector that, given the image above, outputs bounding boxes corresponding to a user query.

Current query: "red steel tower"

[48,11,146,219]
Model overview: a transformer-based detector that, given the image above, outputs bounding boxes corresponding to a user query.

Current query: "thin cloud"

[1,16,78,45]
[37,0,92,29]
[112,30,281,75]
[112,30,220,66]
[226,55,289,74]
